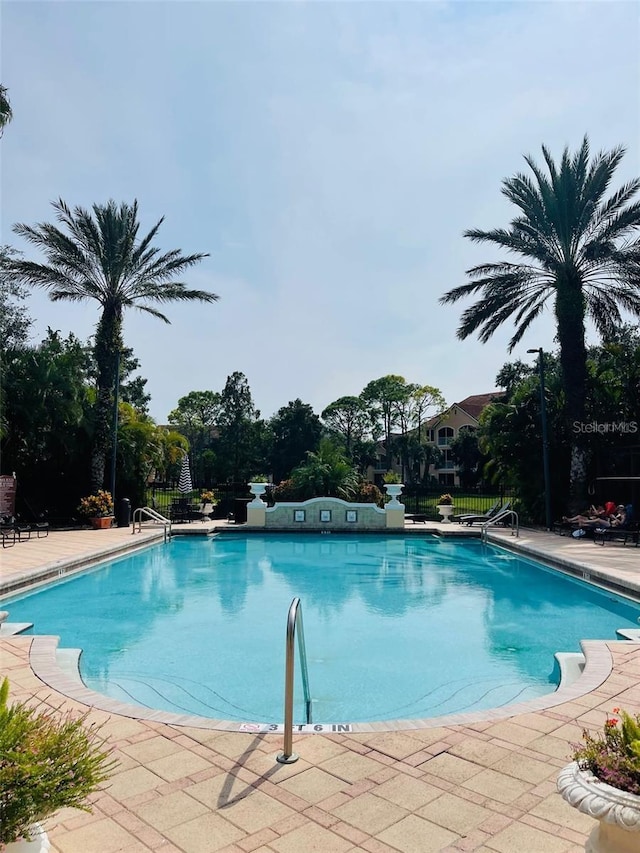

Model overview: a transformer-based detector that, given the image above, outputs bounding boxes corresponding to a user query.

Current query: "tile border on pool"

[29,634,614,733]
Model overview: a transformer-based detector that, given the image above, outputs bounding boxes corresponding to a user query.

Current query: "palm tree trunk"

[91,306,122,493]
[555,280,588,514]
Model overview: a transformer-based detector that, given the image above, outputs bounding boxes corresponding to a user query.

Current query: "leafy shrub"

[573,708,640,795]
[77,490,114,518]
[0,677,116,844]
[353,482,383,504]
[272,479,299,501]
[438,493,454,505]
[382,471,402,484]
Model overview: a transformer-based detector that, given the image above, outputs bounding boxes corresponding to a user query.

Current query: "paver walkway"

[2,524,640,852]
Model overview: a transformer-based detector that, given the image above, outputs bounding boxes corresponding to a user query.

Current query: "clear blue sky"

[3,0,639,422]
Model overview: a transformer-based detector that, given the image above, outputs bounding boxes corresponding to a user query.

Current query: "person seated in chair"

[563,505,606,524]
[572,505,627,530]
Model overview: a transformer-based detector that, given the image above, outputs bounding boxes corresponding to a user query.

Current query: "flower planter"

[383,484,404,508]
[200,503,214,519]
[89,516,114,529]
[248,483,268,507]
[5,823,51,852]
[437,504,454,523]
[557,761,640,852]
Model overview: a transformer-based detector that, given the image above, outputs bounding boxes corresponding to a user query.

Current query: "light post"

[527,347,552,530]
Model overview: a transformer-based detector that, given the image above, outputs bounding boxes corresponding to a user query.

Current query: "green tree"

[0,248,32,351]
[216,372,266,482]
[321,396,371,458]
[441,137,640,512]
[268,399,322,483]
[0,85,12,135]
[361,375,411,469]
[115,404,164,507]
[289,438,359,499]
[0,329,93,515]
[168,389,221,482]
[449,429,484,489]
[10,199,216,492]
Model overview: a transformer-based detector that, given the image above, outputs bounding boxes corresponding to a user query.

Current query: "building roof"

[425,392,502,428]
[454,392,502,420]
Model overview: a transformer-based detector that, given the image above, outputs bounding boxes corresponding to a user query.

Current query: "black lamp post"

[527,347,552,530]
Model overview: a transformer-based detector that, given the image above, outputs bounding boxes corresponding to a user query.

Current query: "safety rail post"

[481,509,519,543]
[277,597,312,764]
[132,507,171,542]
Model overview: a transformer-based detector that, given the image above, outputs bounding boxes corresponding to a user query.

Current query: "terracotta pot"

[4,823,51,852]
[89,516,113,529]
[557,761,640,852]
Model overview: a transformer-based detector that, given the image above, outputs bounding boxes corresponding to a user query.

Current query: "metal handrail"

[276,597,312,764]
[481,508,519,543]
[132,507,171,542]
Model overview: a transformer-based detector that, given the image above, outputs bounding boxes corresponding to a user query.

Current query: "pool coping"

[29,635,614,733]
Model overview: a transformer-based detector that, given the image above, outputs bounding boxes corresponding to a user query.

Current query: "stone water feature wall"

[246,495,405,530]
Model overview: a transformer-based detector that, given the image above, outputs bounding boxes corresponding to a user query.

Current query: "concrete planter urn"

[248,483,268,506]
[436,505,454,523]
[383,484,404,507]
[557,761,640,852]
[5,824,51,853]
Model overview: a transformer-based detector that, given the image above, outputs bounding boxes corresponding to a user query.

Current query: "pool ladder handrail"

[132,507,171,542]
[277,597,312,764]
[481,508,519,543]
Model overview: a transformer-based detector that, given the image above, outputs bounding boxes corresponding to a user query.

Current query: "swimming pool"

[5,534,639,724]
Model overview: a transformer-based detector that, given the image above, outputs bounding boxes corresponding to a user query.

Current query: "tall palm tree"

[0,85,13,135]
[440,137,640,511]
[11,199,217,492]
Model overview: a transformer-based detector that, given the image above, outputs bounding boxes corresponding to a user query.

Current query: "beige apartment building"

[371,393,500,487]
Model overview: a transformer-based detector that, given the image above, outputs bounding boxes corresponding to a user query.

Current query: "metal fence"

[147,483,517,523]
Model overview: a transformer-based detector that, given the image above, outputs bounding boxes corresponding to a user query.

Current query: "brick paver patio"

[1,523,639,852]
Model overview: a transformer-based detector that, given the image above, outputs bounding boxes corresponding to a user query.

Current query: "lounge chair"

[455,500,504,526]
[0,516,31,542]
[593,505,638,546]
[1,526,15,547]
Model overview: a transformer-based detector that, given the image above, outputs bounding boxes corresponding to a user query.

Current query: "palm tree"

[440,137,640,511]
[11,199,217,492]
[0,85,12,135]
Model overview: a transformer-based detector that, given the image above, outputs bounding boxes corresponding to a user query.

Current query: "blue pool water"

[5,534,639,723]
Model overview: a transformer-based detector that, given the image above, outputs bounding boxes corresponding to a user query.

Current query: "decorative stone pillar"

[247,483,267,527]
[384,484,405,529]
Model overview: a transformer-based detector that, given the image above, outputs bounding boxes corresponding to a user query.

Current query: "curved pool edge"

[29,634,614,733]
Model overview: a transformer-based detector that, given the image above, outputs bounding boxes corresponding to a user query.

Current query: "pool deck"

[2,522,640,852]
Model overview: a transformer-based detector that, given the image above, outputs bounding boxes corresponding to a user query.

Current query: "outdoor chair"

[1,525,15,547]
[593,511,639,547]
[0,516,31,542]
[455,500,505,526]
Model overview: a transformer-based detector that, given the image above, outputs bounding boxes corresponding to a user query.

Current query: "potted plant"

[199,490,216,518]
[436,493,455,523]
[248,476,270,504]
[382,472,404,506]
[557,707,640,852]
[77,490,114,529]
[0,677,115,851]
